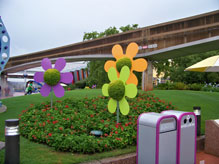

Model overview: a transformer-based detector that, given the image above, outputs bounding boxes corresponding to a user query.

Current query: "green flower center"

[44,69,61,86]
[116,57,132,72]
[108,80,125,101]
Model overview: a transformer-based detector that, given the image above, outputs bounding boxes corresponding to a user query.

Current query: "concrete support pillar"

[142,60,153,91]
[0,74,8,98]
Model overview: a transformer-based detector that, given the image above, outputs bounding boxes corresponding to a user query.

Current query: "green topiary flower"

[116,57,132,72]
[108,80,125,101]
[44,69,61,86]
[102,66,137,115]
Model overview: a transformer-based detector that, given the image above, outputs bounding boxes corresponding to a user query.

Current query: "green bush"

[86,78,98,88]
[157,81,219,92]
[157,82,205,91]
[156,82,175,90]
[188,83,203,91]
[212,87,219,92]
[64,84,76,91]
[19,93,176,154]
[156,83,169,90]
[167,82,176,90]
[174,82,186,90]
[201,86,212,92]
[201,84,219,92]
[75,80,86,89]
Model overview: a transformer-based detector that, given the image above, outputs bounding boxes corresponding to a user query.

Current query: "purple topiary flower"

[34,58,73,98]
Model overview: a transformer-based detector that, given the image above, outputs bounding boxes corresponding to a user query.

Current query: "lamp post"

[5,119,20,164]
[193,106,201,136]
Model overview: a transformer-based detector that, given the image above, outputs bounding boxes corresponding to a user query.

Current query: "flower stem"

[51,88,53,109]
[117,101,119,123]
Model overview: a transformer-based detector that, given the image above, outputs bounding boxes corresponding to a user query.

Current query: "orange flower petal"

[126,72,138,86]
[104,60,116,72]
[117,71,120,78]
[126,42,138,58]
[112,44,124,60]
[133,58,148,72]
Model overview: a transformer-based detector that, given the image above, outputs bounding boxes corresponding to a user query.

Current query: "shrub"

[201,83,219,92]
[156,83,169,90]
[188,83,203,91]
[19,93,176,154]
[64,84,76,91]
[75,80,86,89]
[174,82,186,90]
[212,87,219,92]
[156,82,176,90]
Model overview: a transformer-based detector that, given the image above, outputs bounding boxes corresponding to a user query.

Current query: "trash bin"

[162,110,196,164]
[137,112,177,164]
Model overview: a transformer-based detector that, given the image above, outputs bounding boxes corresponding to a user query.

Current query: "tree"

[120,24,138,32]
[153,50,219,84]
[83,24,138,41]
[86,60,109,88]
[84,25,139,87]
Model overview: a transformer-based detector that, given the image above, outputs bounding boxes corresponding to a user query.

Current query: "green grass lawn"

[150,90,219,133]
[0,89,219,164]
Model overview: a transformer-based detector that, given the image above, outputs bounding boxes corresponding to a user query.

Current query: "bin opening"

[160,117,177,133]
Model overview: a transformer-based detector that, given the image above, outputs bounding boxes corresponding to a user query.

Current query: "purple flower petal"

[54,58,66,71]
[53,83,64,98]
[60,72,73,84]
[40,84,51,97]
[42,58,52,71]
[34,72,44,82]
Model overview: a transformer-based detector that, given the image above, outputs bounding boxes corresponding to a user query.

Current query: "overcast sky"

[1,0,218,58]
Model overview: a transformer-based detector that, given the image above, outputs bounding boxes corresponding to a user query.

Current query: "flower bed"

[19,92,176,153]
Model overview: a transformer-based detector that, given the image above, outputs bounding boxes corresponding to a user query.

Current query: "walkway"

[197,151,219,164]
[81,152,219,164]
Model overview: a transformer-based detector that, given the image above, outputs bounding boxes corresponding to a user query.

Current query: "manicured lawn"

[1,89,219,163]
[150,90,219,133]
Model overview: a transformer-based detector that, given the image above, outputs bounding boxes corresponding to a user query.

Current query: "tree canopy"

[153,50,219,84]
[83,24,139,41]
[84,24,139,88]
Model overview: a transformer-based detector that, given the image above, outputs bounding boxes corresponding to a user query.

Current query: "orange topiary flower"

[104,42,147,85]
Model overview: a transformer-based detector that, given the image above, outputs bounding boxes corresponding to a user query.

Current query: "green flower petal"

[108,98,117,113]
[102,84,109,96]
[125,84,137,98]
[119,97,130,115]
[108,67,118,82]
[119,66,130,83]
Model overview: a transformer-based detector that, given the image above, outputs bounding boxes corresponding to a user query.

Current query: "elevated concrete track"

[3,10,219,91]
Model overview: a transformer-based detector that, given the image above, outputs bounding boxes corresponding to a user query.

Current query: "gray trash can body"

[137,112,177,164]
[162,110,196,164]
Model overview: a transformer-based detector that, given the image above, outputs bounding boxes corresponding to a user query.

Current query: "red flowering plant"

[19,92,176,153]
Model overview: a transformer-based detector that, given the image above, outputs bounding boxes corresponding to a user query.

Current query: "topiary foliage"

[44,69,61,86]
[116,57,132,72]
[108,80,125,101]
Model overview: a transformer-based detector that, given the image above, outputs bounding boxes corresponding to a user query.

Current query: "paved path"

[1,92,25,99]
[81,152,219,164]
[197,151,219,164]
[0,105,7,113]
[0,142,5,150]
